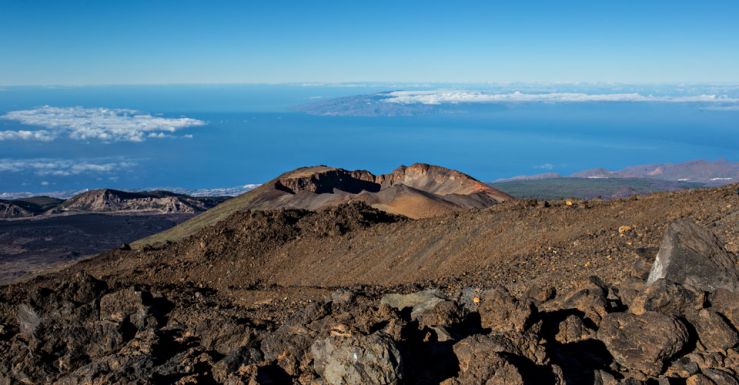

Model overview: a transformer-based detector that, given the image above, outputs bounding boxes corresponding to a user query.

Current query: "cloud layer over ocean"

[383,90,739,105]
[0,106,204,142]
[0,158,136,177]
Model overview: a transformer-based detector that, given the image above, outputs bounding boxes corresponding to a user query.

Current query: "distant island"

[490,159,738,200]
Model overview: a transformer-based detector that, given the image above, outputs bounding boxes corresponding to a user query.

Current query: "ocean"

[0,84,737,193]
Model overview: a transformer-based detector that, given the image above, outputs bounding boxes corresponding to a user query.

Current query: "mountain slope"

[0,196,65,219]
[50,189,227,214]
[0,201,34,219]
[136,163,513,246]
[74,183,738,295]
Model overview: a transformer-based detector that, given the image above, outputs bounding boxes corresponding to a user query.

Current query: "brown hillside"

[71,184,737,296]
[137,163,512,245]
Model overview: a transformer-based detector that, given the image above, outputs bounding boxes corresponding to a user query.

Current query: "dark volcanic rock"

[708,288,739,328]
[630,278,704,316]
[380,289,447,320]
[691,309,738,353]
[16,303,40,337]
[445,335,525,385]
[54,271,108,305]
[477,286,535,333]
[211,346,265,383]
[276,168,379,194]
[310,331,403,385]
[99,287,156,331]
[647,219,739,292]
[196,317,253,355]
[3,269,739,385]
[416,300,466,330]
[544,277,611,326]
[702,368,739,385]
[1,184,738,385]
[597,311,689,377]
[555,313,595,344]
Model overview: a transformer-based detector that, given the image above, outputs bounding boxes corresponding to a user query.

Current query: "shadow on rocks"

[538,308,616,385]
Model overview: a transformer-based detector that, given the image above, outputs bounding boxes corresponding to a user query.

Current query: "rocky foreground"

[0,185,737,384]
[0,219,736,384]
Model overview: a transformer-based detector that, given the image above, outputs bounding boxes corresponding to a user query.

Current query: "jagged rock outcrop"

[647,219,739,292]
[445,336,525,385]
[691,309,738,353]
[597,311,689,376]
[310,332,404,385]
[477,285,535,333]
[630,278,704,316]
[380,289,447,320]
[276,167,379,194]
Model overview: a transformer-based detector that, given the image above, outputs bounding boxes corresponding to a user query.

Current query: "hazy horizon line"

[3,81,739,88]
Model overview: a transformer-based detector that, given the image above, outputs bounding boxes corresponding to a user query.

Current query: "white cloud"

[0,158,137,177]
[383,90,739,105]
[147,132,170,139]
[0,106,205,142]
[702,105,739,111]
[0,130,56,141]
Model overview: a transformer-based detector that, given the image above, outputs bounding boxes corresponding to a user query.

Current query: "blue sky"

[1,0,738,85]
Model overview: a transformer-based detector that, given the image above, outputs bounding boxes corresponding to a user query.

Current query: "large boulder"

[380,290,464,341]
[555,314,595,344]
[477,286,535,333]
[647,220,738,293]
[211,346,265,384]
[16,304,41,337]
[445,335,525,385]
[702,368,739,385]
[310,331,403,385]
[665,356,701,378]
[56,272,107,305]
[380,290,446,320]
[416,300,465,329]
[543,277,610,326]
[630,279,704,317]
[691,309,738,353]
[195,317,253,355]
[709,289,739,328]
[597,311,689,377]
[260,323,315,377]
[686,374,716,385]
[99,287,156,330]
